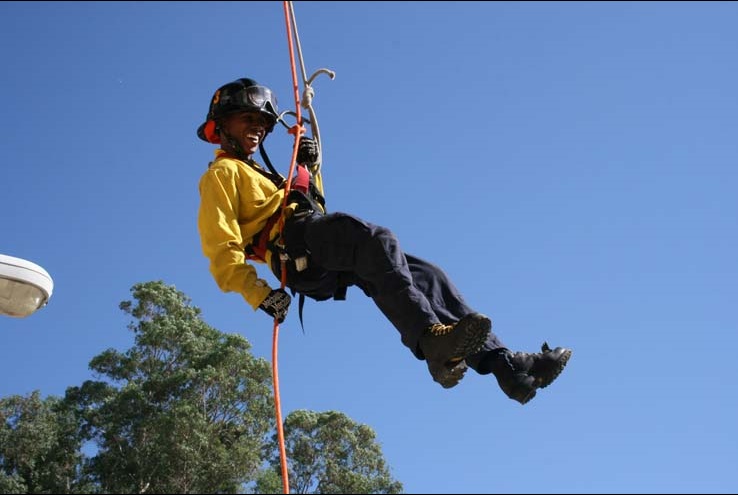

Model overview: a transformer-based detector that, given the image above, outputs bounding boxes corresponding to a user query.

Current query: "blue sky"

[2,2,737,493]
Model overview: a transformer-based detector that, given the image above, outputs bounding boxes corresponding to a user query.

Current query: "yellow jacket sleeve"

[197,151,285,310]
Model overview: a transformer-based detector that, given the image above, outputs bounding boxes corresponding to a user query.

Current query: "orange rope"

[271,2,307,494]
[270,320,288,494]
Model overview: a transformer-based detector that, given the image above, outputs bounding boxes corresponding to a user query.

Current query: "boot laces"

[428,323,454,336]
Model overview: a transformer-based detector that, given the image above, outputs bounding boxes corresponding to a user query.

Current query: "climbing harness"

[244,164,312,263]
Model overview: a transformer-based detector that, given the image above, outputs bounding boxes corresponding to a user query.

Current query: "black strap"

[333,286,347,301]
[298,293,306,334]
[295,284,347,335]
[259,142,285,184]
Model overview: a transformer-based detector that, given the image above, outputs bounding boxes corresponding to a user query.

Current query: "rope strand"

[271,4,333,492]
[288,1,335,168]
[270,3,307,494]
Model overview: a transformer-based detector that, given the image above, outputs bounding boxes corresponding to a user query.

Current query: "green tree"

[64,281,275,494]
[2,281,404,494]
[257,410,403,494]
[0,391,92,494]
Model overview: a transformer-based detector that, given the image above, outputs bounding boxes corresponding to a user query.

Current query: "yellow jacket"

[197,148,324,310]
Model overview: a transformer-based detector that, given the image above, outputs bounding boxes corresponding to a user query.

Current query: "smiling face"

[219,111,273,158]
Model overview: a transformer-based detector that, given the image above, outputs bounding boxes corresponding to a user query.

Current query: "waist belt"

[245,209,282,263]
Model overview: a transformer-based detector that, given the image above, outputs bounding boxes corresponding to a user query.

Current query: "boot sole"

[428,314,492,389]
[505,347,573,404]
[446,314,492,366]
[432,360,469,389]
[533,347,572,389]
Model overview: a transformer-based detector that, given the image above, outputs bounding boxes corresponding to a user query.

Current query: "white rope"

[288,1,335,169]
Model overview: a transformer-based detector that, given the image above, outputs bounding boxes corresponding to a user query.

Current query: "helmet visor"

[226,85,278,118]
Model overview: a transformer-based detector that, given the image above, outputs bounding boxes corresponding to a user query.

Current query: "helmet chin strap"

[258,141,284,181]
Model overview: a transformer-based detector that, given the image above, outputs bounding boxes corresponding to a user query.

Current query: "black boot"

[418,313,492,389]
[489,343,572,404]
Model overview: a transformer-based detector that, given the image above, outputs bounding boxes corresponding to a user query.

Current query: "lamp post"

[0,254,54,318]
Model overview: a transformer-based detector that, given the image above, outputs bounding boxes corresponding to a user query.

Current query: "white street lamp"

[0,254,54,318]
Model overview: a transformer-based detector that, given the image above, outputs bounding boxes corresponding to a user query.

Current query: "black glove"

[259,288,292,323]
[296,137,320,167]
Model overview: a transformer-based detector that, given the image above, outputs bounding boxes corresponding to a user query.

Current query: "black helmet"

[197,78,279,144]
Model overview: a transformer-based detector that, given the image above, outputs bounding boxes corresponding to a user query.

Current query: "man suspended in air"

[196,78,571,404]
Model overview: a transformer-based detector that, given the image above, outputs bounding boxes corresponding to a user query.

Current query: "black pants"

[275,211,505,367]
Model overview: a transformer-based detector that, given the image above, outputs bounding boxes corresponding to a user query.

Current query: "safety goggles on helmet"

[217,85,278,119]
